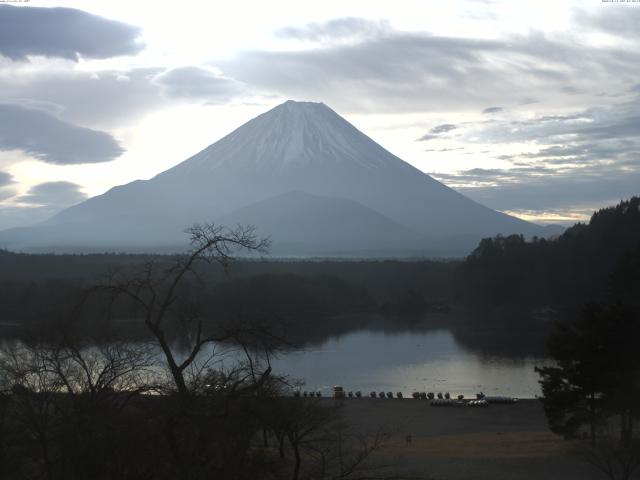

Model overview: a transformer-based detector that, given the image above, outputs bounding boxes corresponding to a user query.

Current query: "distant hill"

[216,191,426,256]
[0,100,552,256]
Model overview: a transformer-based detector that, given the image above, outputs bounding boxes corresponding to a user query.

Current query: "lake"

[0,324,549,399]
[271,329,548,399]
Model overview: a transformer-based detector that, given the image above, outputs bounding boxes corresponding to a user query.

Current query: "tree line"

[457,196,640,312]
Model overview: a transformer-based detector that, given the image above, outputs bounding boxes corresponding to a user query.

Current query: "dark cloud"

[0,5,143,61]
[0,67,165,129]
[575,7,640,39]
[535,113,588,122]
[482,106,503,114]
[424,147,464,152]
[18,181,87,207]
[519,143,640,165]
[0,103,124,164]
[432,166,554,185]
[460,171,640,213]
[154,66,243,103]
[417,123,458,141]
[222,19,640,113]
[416,134,438,142]
[433,163,640,213]
[0,171,16,202]
[224,32,509,113]
[430,123,457,134]
[0,171,13,187]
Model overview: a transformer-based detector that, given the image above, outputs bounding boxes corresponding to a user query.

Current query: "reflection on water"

[272,329,548,398]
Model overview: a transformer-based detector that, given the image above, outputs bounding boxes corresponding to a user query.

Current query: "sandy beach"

[333,398,603,479]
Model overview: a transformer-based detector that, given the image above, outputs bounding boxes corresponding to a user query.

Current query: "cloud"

[433,164,640,214]
[0,5,143,61]
[0,192,14,203]
[0,171,15,202]
[520,143,640,165]
[482,106,503,114]
[424,147,464,152]
[0,67,166,129]
[575,7,640,39]
[0,171,13,187]
[430,123,457,134]
[0,181,87,229]
[433,91,640,215]
[154,66,244,103]
[0,64,244,129]
[0,103,124,164]
[416,134,438,142]
[460,170,640,213]
[18,181,87,207]
[474,95,640,169]
[222,18,640,113]
[432,166,553,185]
[277,17,390,43]
[417,123,458,141]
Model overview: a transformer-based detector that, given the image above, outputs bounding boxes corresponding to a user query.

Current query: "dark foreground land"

[335,398,602,479]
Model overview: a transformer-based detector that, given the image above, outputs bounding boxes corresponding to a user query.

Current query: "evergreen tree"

[537,303,640,445]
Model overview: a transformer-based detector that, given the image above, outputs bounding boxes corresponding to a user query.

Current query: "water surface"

[272,329,547,398]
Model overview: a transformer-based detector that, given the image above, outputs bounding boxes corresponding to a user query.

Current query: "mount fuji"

[0,100,553,256]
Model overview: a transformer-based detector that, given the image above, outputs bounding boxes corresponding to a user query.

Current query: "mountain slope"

[216,191,425,255]
[0,100,549,255]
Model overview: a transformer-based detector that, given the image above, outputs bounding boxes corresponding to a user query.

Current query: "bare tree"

[1,342,67,480]
[0,356,14,479]
[81,223,285,479]
[581,423,640,480]
[99,223,271,400]
[0,334,156,480]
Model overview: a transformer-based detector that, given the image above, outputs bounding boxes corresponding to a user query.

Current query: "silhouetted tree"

[537,302,640,446]
[99,223,271,400]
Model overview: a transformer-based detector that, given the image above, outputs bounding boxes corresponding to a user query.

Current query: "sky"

[0,0,639,229]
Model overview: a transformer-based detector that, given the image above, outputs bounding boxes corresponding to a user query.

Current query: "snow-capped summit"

[173,100,394,173]
[0,100,550,255]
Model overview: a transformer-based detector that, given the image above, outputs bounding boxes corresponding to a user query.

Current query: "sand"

[331,398,605,480]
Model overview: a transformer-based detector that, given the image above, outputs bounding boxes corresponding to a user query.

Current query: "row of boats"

[430,395,519,406]
[293,387,519,405]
